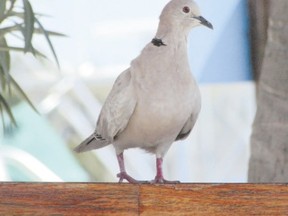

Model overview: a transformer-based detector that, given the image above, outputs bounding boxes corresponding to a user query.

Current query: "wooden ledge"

[0,183,288,215]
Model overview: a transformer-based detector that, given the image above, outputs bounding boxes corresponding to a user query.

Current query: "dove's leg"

[116,152,147,183]
[151,157,180,184]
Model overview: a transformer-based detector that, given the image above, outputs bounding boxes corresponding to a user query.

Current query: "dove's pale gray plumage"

[75,0,213,183]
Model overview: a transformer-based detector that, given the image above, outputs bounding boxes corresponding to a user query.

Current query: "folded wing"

[74,69,137,152]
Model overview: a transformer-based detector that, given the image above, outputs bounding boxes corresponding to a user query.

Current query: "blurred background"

[0,0,258,182]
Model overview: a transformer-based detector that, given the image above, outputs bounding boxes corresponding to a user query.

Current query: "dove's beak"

[194,16,213,29]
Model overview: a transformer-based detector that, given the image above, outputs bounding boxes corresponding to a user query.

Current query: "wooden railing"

[0,183,287,215]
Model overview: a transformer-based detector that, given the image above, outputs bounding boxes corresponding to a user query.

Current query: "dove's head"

[160,0,213,31]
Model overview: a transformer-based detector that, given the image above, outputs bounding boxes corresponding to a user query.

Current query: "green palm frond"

[0,0,65,131]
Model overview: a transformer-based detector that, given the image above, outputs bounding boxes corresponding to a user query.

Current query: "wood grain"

[139,184,288,216]
[0,183,139,215]
[0,183,287,215]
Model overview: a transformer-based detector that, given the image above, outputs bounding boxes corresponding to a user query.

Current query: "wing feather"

[96,69,136,142]
[176,113,198,141]
[74,69,136,152]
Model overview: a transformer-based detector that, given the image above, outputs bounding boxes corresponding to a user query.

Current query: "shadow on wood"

[0,183,287,215]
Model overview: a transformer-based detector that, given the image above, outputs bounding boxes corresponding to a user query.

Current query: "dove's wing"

[74,69,136,153]
[96,68,137,142]
[175,112,198,141]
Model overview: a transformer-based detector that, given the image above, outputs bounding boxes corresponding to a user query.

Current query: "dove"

[75,0,213,183]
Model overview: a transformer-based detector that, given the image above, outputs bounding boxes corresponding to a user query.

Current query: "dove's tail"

[74,134,111,153]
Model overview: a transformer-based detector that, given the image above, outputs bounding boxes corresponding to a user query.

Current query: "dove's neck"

[155,22,190,46]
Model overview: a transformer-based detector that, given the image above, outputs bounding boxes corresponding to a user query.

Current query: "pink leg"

[116,152,148,184]
[151,157,180,184]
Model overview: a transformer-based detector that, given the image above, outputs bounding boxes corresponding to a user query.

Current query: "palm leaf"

[22,0,34,53]
[0,36,10,72]
[0,67,5,92]
[0,93,17,127]
[0,45,47,59]
[0,36,11,90]
[0,68,38,113]
[0,0,63,131]
[0,45,25,52]
[0,25,66,39]
[34,17,60,68]
[0,67,38,113]
[0,0,6,22]
[0,104,5,130]
[0,25,19,37]
[10,75,38,113]
[34,28,67,37]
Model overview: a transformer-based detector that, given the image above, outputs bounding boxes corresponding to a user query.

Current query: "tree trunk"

[248,0,288,182]
[248,0,269,81]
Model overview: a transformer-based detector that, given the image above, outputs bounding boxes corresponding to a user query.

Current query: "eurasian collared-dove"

[75,0,213,183]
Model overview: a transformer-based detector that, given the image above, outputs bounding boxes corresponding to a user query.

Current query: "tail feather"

[74,134,110,153]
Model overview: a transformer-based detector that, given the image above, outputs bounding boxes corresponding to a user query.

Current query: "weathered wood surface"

[0,183,287,215]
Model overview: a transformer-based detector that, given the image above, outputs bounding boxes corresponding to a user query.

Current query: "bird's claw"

[117,172,149,184]
[150,176,181,184]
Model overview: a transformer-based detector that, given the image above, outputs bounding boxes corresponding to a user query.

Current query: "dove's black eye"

[182,6,190,13]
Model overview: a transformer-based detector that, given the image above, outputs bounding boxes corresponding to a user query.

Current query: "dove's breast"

[114,43,201,156]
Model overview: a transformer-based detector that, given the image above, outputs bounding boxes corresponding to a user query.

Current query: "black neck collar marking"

[151,38,167,47]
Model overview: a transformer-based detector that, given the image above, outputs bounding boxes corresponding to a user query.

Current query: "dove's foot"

[150,157,180,184]
[150,176,181,184]
[117,172,148,184]
[116,152,148,183]
[117,172,137,183]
